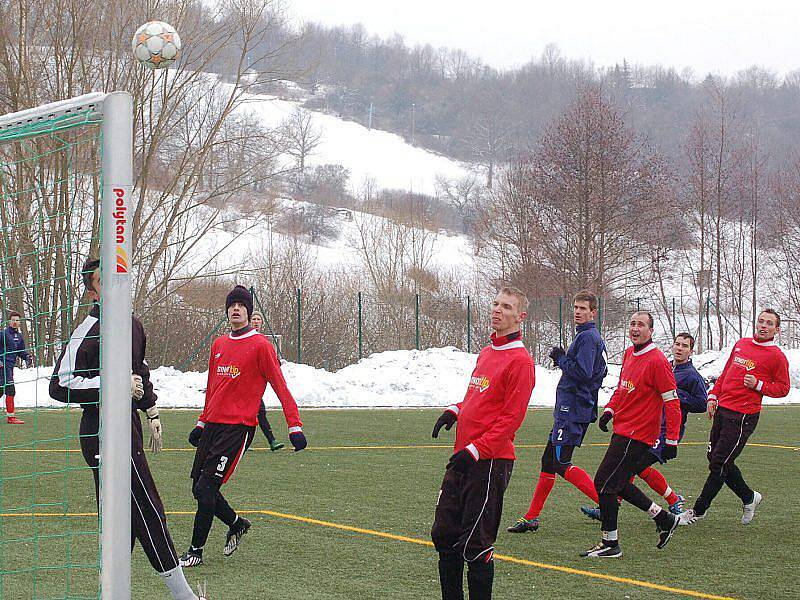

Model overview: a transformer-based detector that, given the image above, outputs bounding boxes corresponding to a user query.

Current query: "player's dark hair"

[759,308,781,328]
[573,290,598,311]
[82,258,100,291]
[675,332,695,349]
[631,310,654,329]
[8,310,21,319]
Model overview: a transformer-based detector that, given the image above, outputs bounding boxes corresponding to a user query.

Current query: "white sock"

[647,502,662,518]
[160,565,197,600]
[602,529,618,542]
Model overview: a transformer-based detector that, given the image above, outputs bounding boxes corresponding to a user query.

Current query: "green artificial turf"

[0,406,798,599]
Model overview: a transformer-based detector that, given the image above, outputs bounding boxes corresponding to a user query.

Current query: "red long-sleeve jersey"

[605,343,680,446]
[199,329,301,429]
[447,332,535,460]
[710,338,790,414]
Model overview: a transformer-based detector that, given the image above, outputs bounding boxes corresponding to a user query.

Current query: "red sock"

[639,467,679,504]
[524,472,556,520]
[5,395,14,416]
[564,465,599,503]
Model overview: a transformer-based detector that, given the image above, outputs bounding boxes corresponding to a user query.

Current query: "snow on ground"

[237,92,471,196]
[11,345,800,410]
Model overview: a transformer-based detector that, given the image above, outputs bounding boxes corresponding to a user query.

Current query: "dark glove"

[289,431,307,452]
[662,444,678,461]
[446,449,476,473]
[548,346,566,367]
[432,410,457,438]
[598,410,613,432]
[26,358,34,368]
[188,425,204,447]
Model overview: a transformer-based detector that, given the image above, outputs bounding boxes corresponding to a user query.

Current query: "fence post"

[636,297,641,312]
[296,287,302,363]
[358,291,363,361]
[466,295,472,353]
[558,296,563,346]
[415,292,420,350]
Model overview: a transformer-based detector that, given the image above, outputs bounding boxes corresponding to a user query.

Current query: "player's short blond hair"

[499,286,529,314]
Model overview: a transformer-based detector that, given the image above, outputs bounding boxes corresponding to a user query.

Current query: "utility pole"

[368,101,373,130]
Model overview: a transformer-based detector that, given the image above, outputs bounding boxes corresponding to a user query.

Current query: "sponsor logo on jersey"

[620,378,636,393]
[469,375,490,393]
[733,356,756,371]
[215,353,221,358]
[217,364,241,379]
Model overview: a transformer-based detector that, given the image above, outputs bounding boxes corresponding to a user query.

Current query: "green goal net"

[0,93,133,599]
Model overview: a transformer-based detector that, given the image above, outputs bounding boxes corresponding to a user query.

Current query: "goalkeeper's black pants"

[80,408,180,573]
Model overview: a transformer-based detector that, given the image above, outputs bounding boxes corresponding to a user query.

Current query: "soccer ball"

[132,21,181,70]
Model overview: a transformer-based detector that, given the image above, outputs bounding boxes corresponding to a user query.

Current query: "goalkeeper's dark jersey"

[49,302,156,412]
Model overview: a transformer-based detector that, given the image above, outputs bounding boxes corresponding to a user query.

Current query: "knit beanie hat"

[225,285,253,319]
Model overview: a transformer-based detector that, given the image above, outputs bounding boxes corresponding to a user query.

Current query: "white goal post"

[0,91,134,599]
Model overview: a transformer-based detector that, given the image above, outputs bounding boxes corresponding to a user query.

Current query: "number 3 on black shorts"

[217,456,228,472]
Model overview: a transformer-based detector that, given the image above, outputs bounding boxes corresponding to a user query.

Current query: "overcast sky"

[287,0,799,78]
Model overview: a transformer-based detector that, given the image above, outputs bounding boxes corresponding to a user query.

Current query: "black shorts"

[594,434,653,495]
[431,458,513,562]
[190,423,255,485]
[2,383,16,396]
[707,406,759,477]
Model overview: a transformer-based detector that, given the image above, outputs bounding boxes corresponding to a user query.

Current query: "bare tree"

[281,105,323,195]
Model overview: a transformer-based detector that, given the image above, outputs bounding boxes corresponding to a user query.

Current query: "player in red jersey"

[180,286,306,567]
[582,311,682,558]
[431,286,535,600]
[679,309,790,526]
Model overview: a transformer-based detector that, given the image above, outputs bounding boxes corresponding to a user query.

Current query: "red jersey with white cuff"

[198,329,302,430]
[710,337,790,414]
[605,343,680,446]
[447,331,535,461]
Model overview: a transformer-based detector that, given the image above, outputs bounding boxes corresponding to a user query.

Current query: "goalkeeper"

[49,259,203,600]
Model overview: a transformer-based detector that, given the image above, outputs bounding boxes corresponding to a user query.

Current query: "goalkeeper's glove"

[131,374,144,401]
[146,406,162,454]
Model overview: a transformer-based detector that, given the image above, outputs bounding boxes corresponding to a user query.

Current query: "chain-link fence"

[156,288,796,373]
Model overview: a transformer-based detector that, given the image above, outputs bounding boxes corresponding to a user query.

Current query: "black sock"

[189,544,203,556]
[214,491,237,527]
[438,552,464,600]
[723,464,753,503]
[619,482,654,512]
[653,509,674,530]
[695,472,725,515]
[599,494,619,534]
[466,560,494,600]
[190,505,214,552]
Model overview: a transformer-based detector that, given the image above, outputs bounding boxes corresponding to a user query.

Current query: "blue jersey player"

[508,291,607,533]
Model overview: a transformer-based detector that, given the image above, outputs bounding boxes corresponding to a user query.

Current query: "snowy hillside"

[237,90,471,196]
[12,344,800,410]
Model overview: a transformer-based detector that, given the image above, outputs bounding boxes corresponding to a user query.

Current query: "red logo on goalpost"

[113,188,129,273]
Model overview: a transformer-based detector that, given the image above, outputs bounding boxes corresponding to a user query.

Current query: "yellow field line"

[2,441,798,452]
[0,508,734,599]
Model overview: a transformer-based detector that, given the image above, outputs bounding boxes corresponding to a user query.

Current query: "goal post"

[0,91,133,599]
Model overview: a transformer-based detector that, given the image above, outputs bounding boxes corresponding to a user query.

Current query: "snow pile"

[11,345,800,410]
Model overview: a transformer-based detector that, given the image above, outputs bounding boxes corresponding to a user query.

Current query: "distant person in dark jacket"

[507,290,607,534]
[2,310,32,424]
[250,311,284,451]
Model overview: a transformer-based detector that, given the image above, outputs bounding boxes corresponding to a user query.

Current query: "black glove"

[188,426,204,447]
[598,410,612,432]
[548,346,566,366]
[446,449,475,473]
[432,410,457,438]
[662,444,678,461]
[289,431,307,452]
